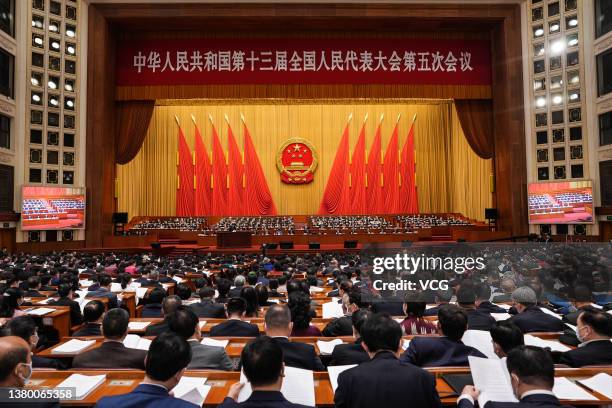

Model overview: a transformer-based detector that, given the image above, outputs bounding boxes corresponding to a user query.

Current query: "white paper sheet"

[322,301,344,319]
[462,330,499,360]
[490,313,512,321]
[494,303,512,310]
[25,307,55,316]
[110,282,123,293]
[523,335,570,352]
[553,377,597,401]
[52,339,96,354]
[201,338,229,348]
[468,356,517,407]
[578,373,612,399]
[237,366,315,407]
[309,286,324,293]
[128,321,151,331]
[402,339,411,351]
[328,364,356,392]
[56,374,106,400]
[172,376,211,406]
[135,287,148,299]
[539,307,562,320]
[316,339,343,355]
[198,321,207,329]
[79,280,94,288]
[123,334,152,351]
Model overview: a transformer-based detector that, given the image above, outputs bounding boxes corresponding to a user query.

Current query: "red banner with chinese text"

[116,38,491,86]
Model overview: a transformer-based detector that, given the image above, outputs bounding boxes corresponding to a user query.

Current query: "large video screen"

[528,180,593,224]
[21,186,86,230]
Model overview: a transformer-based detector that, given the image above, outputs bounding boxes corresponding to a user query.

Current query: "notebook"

[441,374,474,396]
[316,339,343,355]
[52,339,96,354]
[25,307,55,316]
[200,338,229,348]
[322,301,344,318]
[56,374,106,400]
[128,321,151,331]
[123,334,152,351]
[172,376,211,406]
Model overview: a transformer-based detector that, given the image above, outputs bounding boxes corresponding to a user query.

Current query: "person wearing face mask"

[4,316,67,369]
[322,287,362,337]
[559,310,612,367]
[0,336,60,407]
[458,346,574,408]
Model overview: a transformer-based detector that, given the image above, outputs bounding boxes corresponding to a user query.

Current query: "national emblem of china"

[277,138,318,184]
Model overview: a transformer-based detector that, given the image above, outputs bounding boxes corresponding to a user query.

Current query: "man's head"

[572,284,592,307]
[490,320,524,358]
[217,278,231,297]
[241,336,285,390]
[576,310,612,343]
[475,283,492,306]
[506,346,555,398]
[198,286,215,301]
[351,309,372,339]
[175,283,192,301]
[501,278,517,294]
[27,276,40,290]
[342,288,362,315]
[226,297,247,318]
[5,316,39,351]
[162,295,182,317]
[82,300,105,323]
[360,313,403,357]
[99,274,112,288]
[148,288,166,304]
[168,305,200,341]
[145,332,192,390]
[437,304,468,341]
[57,283,72,298]
[101,308,129,341]
[234,275,245,288]
[456,284,477,307]
[511,287,537,313]
[0,336,32,387]
[264,304,292,337]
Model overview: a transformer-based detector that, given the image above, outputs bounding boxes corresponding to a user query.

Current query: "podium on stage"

[216,231,253,248]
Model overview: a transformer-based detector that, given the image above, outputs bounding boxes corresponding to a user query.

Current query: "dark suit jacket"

[330,338,370,366]
[371,297,405,316]
[24,289,45,297]
[457,393,574,408]
[322,315,352,337]
[465,309,496,331]
[491,293,512,303]
[335,351,441,408]
[49,296,82,325]
[86,288,118,309]
[141,303,163,318]
[95,384,198,408]
[32,354,67,370]
[218,391,312,408]
[423,304,445,317]
[209,319,260,337]
[72,340,146,369]
[72,322,101,337]
[559,339,612,367]
[562,305,597,326]
[400,336,486,367]
[144,319,170,337]
[228,287,243,298]
[189,300,226,318]
[271,337,325,371]
[509,306,565,333]
[477,301,509,314]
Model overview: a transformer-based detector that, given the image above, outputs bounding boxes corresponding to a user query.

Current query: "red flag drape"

[194,124,212,216]
[366,124,383,214]
[319,124,350,214]
[400,121,419,213]
[244,123,277,215]
[176,126,195,216]
[227,125,244,215]
[211,124,228,216]
[350,123,367,214]
[382,123,400,214]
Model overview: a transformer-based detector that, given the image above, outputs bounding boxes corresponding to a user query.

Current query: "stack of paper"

[123,334,152,351]
[468,356,518,407]
[52,339,96,354]
[322,301,344,319]
[57,374,106,400]
[316,339,343,355]
[128,321,151,331]
[309,286,324,293]
[201,338,229,348]
[135,287,149,299]
[553,377,597,401]
[172,376,211,406]
[110,282,123,293]
[578,373,612,399]
[36,298,54,305]
[523,335,570,352]
[238,366,315,407]
[79,280,94,288]
[328,364,357,392]
[490,313,512,321]
[462,330,498,360]
[25,307,55,316]
[198,321,207,329]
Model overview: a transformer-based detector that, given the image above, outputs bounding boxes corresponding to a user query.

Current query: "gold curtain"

[116,100,492,220]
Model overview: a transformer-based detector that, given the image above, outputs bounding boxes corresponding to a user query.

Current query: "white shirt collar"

[521,390,556,399]
[578,338,611,347]
[140,382,168,392]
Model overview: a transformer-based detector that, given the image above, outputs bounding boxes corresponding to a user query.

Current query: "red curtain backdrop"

[176,126,195,216]
[366,124,383,214]
[227,125,244,215]
[194,124,212,216]
[211,124,228,216]
[350,123,367,214]
[319,124,351,214]
[454,99,495,159]
[400,121,419,213]
[381,123,400,214]
[244,123,277,215]
[115,100,155,165]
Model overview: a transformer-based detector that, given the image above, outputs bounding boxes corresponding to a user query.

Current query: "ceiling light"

[535,28,544,37]
[48,81,57,89]
[552,95,563,105]
[536,97,546,108]
[64,83,73,92]
[550,40,565,54]
[66,29,75,37]
[51,41,60,50]
[67,46,75,54]
[34,37,43,46]
[568,18,578,27]
[569,93,579,101]
[31,77,40,86]
[567,38,578,47]
[50,98,58,106]
[550,23,560,32]
[32,94,41,102]
[570,75,579,84]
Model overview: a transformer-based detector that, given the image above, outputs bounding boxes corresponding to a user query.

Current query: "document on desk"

[110,282,123,292]
[316,339,343,355]
[52,339,96,354]
[402,339,411,350]
[578,373,612,399]
[135,287,149,299]
[322,301,344,319]
[173,376,211,406]
[468,356,517,407]
[539,307,562,320]
[553,377,597,401]
[462,330,498,360]
[490,313,512,321]
[238,366,315,407]
[328,364,357,392]
[523,335,570,352]
[127,321,151,331]
[57,373,106,400]
[25,307,55,316]
[198,321,207,329]
[201,338,229,348]
[123,334,152,351]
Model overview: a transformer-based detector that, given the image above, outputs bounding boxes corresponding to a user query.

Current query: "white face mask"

[18,362,33,385]
[576,326,587,343]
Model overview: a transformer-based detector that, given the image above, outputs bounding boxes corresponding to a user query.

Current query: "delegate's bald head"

[264,304,291,330]
[0,336,31,387]
[162,295,182,316]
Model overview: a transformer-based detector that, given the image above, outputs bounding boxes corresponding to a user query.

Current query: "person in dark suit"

[86,274,119,309]
[330,309,371,366]
[490,320,524,358]
[95,332,198,408]
[168,306,233,370]
[72,308,146,369]
[401,304,486,367]
[322,288,361,337]
[475,283,509,313]
[210,298,260,337]
[559,309,612,367]
[370,291,405,316]
[334,313,441,408]
[72,300,104,337]
[458,346,574,408]
[491,278,517,304]
[457,283,495,331]
[24,276,45,298]
[4,316,67,369]
[216,278,232,303]
[189,287,225,318]
[140,270,163,288]
[49,283,82,326]
[228,275,246,298]
[141,287,166,318]
[423,287,453,317]
[508,287,565,333]
[562,284,597,326]
[144,295,181,337]
[218,336,312,408]
[264,304,325,371]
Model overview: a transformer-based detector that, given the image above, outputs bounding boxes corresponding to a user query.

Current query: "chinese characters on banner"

[116,38,491,86]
